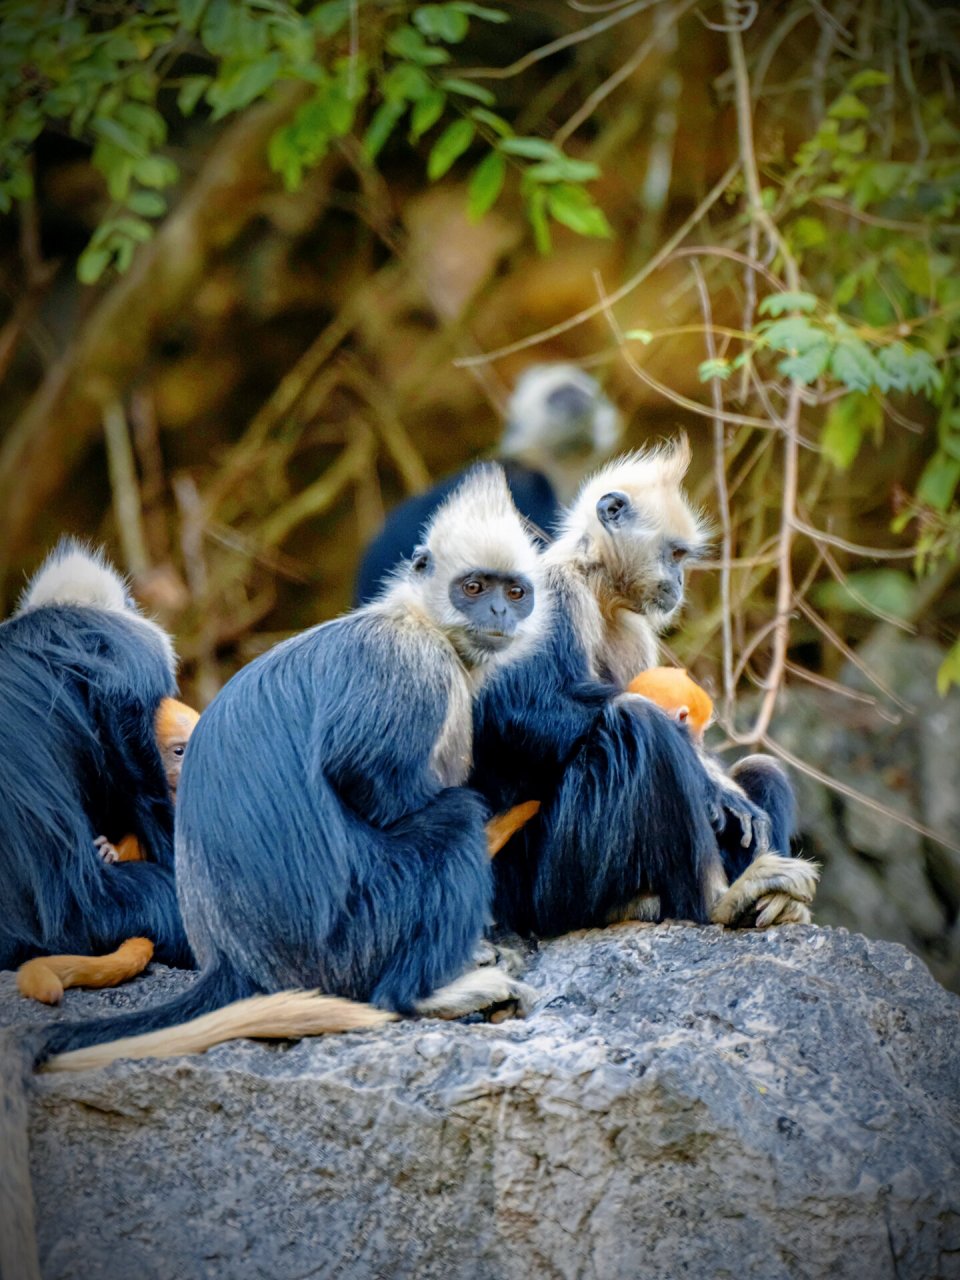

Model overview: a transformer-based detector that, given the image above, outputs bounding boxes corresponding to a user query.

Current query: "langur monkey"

[18,697,201,1004]
[471,439,818,937]
[0,540,191,987]
[40,466,548,1073]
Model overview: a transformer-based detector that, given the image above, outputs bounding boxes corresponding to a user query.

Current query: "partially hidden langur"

[40,466,547,1073]
[0,540,192,980]
[354,363,621,603]
[626,667,807,926]
[17,696,201,1004]
[471,439,818,938]
[94,697,200,864]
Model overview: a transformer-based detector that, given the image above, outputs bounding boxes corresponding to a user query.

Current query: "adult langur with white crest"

[39,466,547,1073]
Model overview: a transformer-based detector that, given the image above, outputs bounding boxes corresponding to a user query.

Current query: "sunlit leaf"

[758,291,818,317]
[427,117,475,179]
[467,149,505,219]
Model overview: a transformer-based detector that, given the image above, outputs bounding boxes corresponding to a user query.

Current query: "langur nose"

[546,383,591,419]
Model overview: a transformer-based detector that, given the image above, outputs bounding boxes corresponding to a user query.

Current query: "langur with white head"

[472,439,817,936]
[41,467,547,1072]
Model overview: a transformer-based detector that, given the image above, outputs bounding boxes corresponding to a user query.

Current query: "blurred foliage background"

[1,1,959,925]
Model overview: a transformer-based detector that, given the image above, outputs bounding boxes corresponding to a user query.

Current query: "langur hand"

[710,786,771,856]
[93,835,119,863]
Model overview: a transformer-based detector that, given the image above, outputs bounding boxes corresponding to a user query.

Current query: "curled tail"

[39,964,397,1073]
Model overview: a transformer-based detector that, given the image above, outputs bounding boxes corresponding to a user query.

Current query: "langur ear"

[676,705,690,725]
[411,547,433,575]
[597,491,631,528]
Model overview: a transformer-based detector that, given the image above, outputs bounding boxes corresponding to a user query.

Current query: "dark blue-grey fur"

[40,608,492,1059]
[0,573,190,970]
[471,573,720,936]
[719,755,797,880]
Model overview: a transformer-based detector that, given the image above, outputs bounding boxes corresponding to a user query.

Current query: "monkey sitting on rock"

[0,539,192,983]
[471,439,818,939]
[39,466,548,1073]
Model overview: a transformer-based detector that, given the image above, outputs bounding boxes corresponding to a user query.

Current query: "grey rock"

[2,923,959,1280]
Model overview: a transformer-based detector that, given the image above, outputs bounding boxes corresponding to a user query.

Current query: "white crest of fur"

[18,539,129,614]
[547,437,708,564]
[16,537,178,675]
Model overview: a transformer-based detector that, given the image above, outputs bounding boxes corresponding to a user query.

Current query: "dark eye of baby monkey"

[450,570,534,641]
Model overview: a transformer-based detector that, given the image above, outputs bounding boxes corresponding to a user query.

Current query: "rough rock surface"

[2,924,959,1280]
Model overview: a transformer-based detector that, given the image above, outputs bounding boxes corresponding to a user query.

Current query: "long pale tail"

[44,989,397,1073]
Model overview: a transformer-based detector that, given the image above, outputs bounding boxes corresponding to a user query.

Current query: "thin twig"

[102,399,150,580]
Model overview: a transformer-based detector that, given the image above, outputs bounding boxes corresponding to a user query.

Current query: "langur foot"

[754,893,813,928]
[415,968,537,1022]
[471,938,528,976]
[605,893,661,925]
[710,854,820,928]
[16,937,155,1004]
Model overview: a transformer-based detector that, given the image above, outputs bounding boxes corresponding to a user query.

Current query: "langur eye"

[507,584,526,602]
[462,579,484,598]
[173,745,185,757]
[672,546,689,563]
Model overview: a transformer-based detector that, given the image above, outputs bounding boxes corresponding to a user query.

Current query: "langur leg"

[709,853,820,928]
[728,755,796,857]
[16,937,155,1005]
[414,967,536,1021]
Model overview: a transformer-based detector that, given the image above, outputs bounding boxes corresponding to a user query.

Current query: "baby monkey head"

[410,464,545,670]
[551,436,709,630]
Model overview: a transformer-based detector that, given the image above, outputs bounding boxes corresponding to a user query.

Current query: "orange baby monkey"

[627,667,714,744]
[94,697,200,863]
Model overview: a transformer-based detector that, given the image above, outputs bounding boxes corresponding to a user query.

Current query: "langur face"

[448,569,536,653]
[595,489,696,625]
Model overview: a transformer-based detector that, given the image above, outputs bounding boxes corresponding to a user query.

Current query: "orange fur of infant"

[627,667,714,744]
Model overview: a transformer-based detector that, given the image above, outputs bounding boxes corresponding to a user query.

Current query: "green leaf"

[414,5,470,43]
[916,450,960,512]
[698,357,731,382]
[499,136,561,161]
[126,190,167,217]
[545,183,612,238]
[821,392,881,470]
[467,149,506,219]
[382,63,431,104]
[440,77,495,106]
[778,342,832,384]
[830,337,882,393]
[526,185,551,254]
[835,125,867,154]
[526,157,600,184]
[310,0,351,37]
[178,0,209,32]
[470,107,512,138]
[848,69,890,91]
[625,329,653,344]
[133,155,179,188]
[177,75,211,116]
[828,93,870,120]
[77,245,112,285]
[937,640,960,696]
[758,291,818,317]
[427,117,475,179]
[448,3,509,20]
[386,25,452,65]
[410,90,446,140]
[362,101,405,160]
[207,54,282,120]
[92,117,149,158]
[789,216,827,249]
[760,316,825,354]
